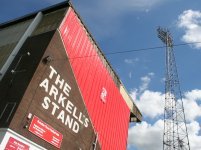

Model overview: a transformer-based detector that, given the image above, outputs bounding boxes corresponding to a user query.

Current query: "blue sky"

[1,0,201,150]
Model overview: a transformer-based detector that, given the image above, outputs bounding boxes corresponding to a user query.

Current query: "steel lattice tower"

[157,27,190,150]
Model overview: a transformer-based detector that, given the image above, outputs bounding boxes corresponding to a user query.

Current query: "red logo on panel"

[29,116,63,148]
[100,87,107,103]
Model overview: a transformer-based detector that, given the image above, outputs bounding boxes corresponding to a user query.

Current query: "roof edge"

[0,1,69,28]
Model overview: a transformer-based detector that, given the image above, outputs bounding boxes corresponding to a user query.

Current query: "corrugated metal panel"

[59,8,130,150]
[0,19,32,70]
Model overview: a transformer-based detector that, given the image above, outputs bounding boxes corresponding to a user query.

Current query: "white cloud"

[128,74,201,149]
[129,73,165,119]
[148,72,154,77]
[139,76,151,92]
[124,58,139,64]
[130,89,138,101]
[129,73,155,101]
[72,0,169,39]
[128,73,201,149]
[139,73,154,93]
[82,0,168,18]
[183,98,201,122]
[104,0,167,13]
[132,90,164,118]
[124,58,139,79]
[132,88,201,120]
[186,121,201,150]
[131,76,201,120]
[182,89,201,121]
[128,88,201,150]
[177,10,201,49]
[128,120,163,150]
[128,120,201,150]
[77,0,168,16]
[102,0,167,14]
[185,89,201,101]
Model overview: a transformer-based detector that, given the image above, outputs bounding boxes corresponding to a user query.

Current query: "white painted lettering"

[51,102,60,115]
[73,106,78,120]
[57,110,65,123]
[66,100,74,114]
[39,65,90,134]
[42,96,51,109]
[55,74,64,89]
[72,121,79,133]
[49,66,57,79]
[84,118,89,128]
[78,112,83,124]
[65,114,73,129]
[39,78,49,92]
[63,83,71,96]
[58,93,66,108]
[49,84,58,100]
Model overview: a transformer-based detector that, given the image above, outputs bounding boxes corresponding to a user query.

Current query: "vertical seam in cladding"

[81,50,92,105]
[98,63,106,133]
[64,10,75,57]
[70,24,82,66]
[84,54,96,119]
[70,15,80,55]
[80,37,91,84]
[86,53,98,117]
[70,16,81,57]
[67,17,77,59]
[72,29,85,79]
[76,34,88,90]
[91,56,102,126]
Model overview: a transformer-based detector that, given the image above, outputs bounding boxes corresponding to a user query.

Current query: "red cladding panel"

[59,8,130,150]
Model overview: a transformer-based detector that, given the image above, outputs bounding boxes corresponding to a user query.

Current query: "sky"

[1,0,201,150]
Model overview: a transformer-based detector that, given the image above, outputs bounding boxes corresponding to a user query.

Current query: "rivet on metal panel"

[23,113,32,129]
[27,113,32,119]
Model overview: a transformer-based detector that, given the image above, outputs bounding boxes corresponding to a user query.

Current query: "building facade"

[0,1,141,150]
